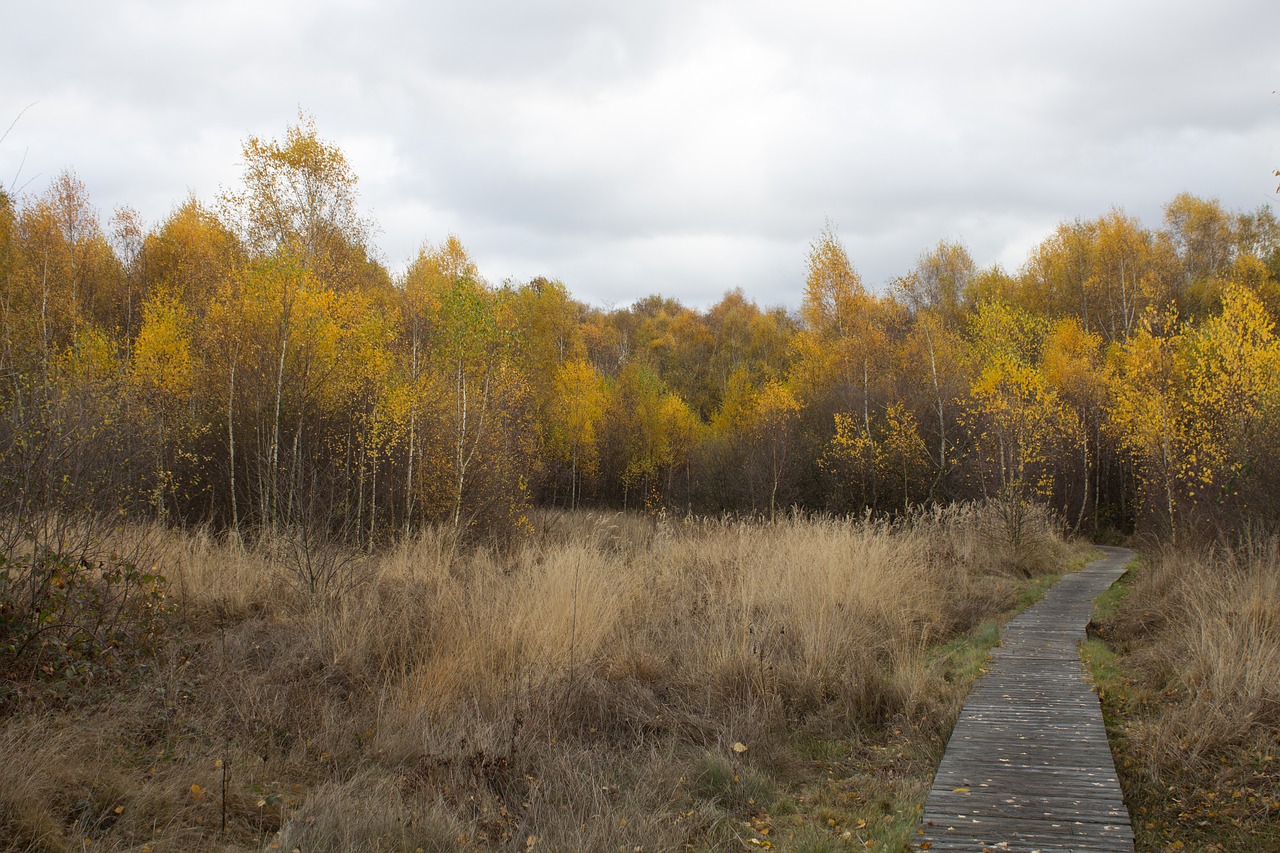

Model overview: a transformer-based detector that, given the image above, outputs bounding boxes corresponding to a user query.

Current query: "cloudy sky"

[2,1,1277,308]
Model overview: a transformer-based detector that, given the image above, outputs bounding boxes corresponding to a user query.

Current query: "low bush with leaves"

[0,549,170,708]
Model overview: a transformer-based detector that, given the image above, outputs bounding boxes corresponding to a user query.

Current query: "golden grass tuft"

[1113,540,1280,768]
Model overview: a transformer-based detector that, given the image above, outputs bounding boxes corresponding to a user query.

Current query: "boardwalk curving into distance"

[919,546,1136,852]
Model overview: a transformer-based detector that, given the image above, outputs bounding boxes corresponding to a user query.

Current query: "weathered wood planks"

[918,546,1135,852]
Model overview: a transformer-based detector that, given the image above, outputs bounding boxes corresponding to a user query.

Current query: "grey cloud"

[2,0,1278,308]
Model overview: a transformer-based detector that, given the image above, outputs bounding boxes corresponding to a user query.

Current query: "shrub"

[0,549,170,708]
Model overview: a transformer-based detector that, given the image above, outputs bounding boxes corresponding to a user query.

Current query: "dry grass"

[0,503,1071,852]
[1090,538,1280,851]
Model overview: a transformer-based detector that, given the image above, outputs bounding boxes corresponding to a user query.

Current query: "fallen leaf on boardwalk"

[952,787,970,792]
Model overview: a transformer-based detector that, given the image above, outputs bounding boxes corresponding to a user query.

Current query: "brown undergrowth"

[1087,538,1280,852]
[0,503,1072,852]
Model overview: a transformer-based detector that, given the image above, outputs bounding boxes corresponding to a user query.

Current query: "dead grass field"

[0,504,1075,852]
[1086,538,1280,852]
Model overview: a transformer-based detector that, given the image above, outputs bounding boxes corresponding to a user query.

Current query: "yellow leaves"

[56,327,122,390]
[1110,282,1280,520]
[405,234,480,309]
[1041,317,1107,407]
[963,300,1079,501]
[153,196,237,272]
[712,369,758,436]
[614,362,701,493]
[968,300,1047,368]
[880,402,928,473]
[756,381,801,430]
[190,783,204,799]
[821,410,873,465]
[132,291,194,399]
[732,742,749,753]
[714,373,798,444]
[226,112,370,276]
[550,359,608,472]
[802,221,864,336]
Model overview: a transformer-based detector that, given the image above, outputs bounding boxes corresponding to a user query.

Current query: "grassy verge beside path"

[1084,544,1280,852]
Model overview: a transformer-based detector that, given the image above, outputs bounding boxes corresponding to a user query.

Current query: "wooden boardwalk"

[919,546,1135,852]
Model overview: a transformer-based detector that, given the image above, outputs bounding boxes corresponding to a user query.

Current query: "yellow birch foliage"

[1175,284,1280,499]
[550,358,608,485]
[878,401,929,510]
[820,411,876,509]
[792,222,891,419]
[965,302,1077,505]
[1108,310,1183,528]
[1110,284,1280,531]
[132,292,194,401]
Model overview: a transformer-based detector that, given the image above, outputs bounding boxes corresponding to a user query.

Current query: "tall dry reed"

[1111,538,1280,773]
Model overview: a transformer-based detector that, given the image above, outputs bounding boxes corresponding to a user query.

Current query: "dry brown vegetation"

[1087,538,1280,851]
[0,504,1074,852]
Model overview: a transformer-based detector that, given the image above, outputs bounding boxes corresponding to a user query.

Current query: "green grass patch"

[689,752,779,817]
[1080,637,1131,712]
[1091,553,1140,623]
[930,618,1001,685]
[1015,572,1060,609]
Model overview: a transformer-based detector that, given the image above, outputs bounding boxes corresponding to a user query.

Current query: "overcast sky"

[2,1,1278,308]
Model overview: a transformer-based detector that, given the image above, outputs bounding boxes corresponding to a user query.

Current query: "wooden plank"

[918,546,1135,851]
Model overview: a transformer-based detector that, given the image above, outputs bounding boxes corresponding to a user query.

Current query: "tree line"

[2,117,1278,546]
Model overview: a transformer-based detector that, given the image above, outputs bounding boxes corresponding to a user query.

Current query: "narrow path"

[919,546,1135,852]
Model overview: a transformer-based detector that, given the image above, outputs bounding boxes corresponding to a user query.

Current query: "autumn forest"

[3,118,1278,548]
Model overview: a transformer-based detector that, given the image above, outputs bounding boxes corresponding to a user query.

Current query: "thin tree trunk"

[923,321,947,499]
[1075,420,1090,533]
[228,360,238,534]
[405,336,418,536]
[369,443,378,553]
[452,361,492,531]
[769,438,779,522]
[286,421,302,525]
[453,361,467,530]
[270,334,288,528]
[1162,429,1177,546]
[356,443,366,547]
[570,446,578,510]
